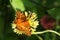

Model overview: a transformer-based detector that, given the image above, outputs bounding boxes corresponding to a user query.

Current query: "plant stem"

[32,30,60,36]
[35,35,43,40]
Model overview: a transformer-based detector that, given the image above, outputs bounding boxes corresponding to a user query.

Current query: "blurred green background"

[0,0,60,40]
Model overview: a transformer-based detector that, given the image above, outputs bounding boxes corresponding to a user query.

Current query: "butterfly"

[14,11,31,36]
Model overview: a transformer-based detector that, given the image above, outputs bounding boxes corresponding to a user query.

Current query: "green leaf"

[47,7,60,19]
[10,0,25,11]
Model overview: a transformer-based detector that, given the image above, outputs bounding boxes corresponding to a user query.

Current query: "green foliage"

[26,35,39,40]
[0,16,4,40]
[48,7,60,20]
[10,0,25,11]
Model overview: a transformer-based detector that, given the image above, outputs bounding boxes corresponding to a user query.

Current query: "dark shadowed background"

[0,0,60,40]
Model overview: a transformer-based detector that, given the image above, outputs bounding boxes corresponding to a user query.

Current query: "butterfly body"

[14,11,31,36]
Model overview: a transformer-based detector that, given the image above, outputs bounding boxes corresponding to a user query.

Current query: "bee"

[14,11,31,36]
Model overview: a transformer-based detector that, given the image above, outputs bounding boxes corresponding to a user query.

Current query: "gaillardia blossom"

[40,15,55,29]
[11,11,39,36]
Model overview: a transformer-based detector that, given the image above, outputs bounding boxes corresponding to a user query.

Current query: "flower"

[40,15,55,29]
[11,11,39,36]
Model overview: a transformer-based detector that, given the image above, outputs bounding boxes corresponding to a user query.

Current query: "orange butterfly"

[14,11,31,36]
